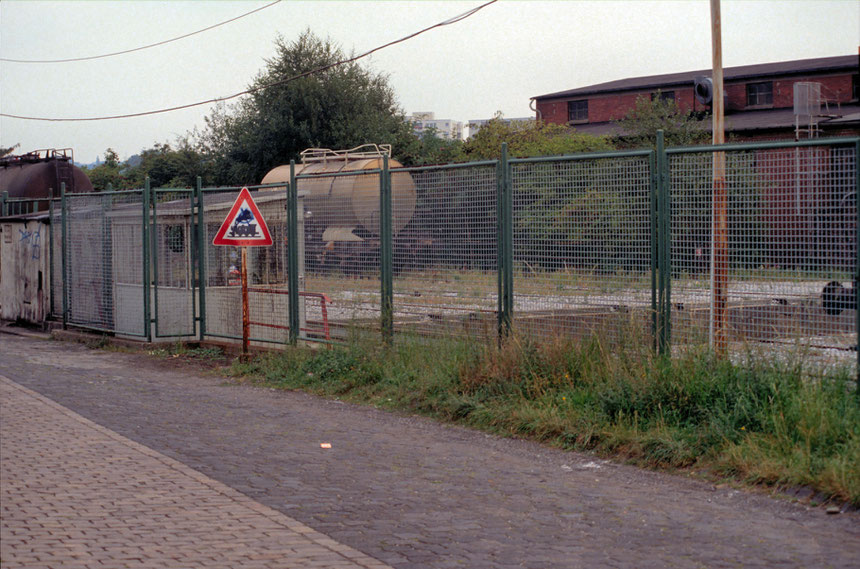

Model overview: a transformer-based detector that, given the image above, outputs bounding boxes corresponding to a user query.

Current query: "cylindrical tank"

[261,151,416,236]
[1,150,94,209]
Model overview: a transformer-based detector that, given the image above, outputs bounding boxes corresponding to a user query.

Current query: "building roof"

[533,55,858,101]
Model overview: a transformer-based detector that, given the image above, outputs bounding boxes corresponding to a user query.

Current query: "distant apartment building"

[410,112,464,141]
[467,116,535,138]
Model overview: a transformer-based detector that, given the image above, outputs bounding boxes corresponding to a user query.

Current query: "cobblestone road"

[1,331,858,568]
[1,376,392,569]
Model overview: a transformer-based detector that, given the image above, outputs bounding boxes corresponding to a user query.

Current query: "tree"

[124,139,213,189]
[1,144,20,158]
[85,149,124,191]
[462,114,612,160]
[200,30,414,185]
[612,93,709,149]
[396,127,466,167]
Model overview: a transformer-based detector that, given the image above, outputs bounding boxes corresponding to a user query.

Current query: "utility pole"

[710,0,728,355]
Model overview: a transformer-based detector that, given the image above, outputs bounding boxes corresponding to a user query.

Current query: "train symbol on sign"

[212,187,273,247]
[228,208,259,238]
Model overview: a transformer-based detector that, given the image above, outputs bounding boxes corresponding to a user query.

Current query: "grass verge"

[225,334,859,506]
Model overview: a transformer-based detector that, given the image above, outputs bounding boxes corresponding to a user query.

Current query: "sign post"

[212,187,273,358]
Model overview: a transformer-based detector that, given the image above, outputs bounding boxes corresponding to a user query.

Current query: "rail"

[246,288,332,341]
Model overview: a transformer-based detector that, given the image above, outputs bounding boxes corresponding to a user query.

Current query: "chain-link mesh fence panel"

[201,186,290,345]
[511,155,654,345]
[151,189,196,338]
[391,164,498,340]
[50,199,63,319]
[297,170,382,342]
[66,191,144,335]
[668,143,857,366]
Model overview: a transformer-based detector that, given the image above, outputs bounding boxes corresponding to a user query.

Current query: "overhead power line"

[0,0,282,64]
[0,0,497,122]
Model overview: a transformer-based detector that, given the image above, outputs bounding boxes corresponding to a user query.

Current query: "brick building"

[532,54,859,141]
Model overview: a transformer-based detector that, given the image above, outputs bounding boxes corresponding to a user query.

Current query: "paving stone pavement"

[0,375,393,569]
[0,331,858,569]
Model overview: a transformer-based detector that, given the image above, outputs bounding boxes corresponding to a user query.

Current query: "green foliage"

[514,159,651,272]
[229,336,860,505]
[1,143,20,158]
[84,142,212,191]
[397,128,466,166]
[84,148,125,191]
[124,139,213,189]
[200,29,415,185]
[463,114,612,160]
[613,93,709,149]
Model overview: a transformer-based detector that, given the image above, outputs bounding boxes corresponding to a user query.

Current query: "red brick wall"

[537,73,857,125]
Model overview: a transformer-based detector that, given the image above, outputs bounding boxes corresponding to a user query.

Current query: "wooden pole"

[710,0,728,355]
[241,246,250,358]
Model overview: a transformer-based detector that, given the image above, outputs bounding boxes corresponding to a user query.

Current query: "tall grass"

[228,334,859,505]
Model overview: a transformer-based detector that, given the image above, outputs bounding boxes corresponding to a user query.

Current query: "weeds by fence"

[226,333,860,505]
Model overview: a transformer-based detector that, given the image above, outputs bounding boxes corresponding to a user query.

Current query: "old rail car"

[0,149,94,214]
[261,144,419,275]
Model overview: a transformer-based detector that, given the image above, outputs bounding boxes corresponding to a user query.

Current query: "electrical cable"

[0,0,282,64]
[0,0,497,122]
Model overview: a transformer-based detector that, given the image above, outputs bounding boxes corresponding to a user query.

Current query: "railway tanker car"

[261,144,418,274]
[0,149,94,213]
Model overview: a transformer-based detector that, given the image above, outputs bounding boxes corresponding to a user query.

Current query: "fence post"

[497,143,513,339]
[143,177,152,342]
[649,149,659,352]
[49,196,55,317]
[855,139,859,395]
[496,154,504,343]
[380,155,393,344]
[288,161,299,345]
[101,189,113,333]
[1,190,7,216]
[195,177,207,342]
[61,183,68,330]
[656,131,671,355]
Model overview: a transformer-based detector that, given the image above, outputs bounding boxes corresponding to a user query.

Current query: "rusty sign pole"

[241,246,250,358]
[212,187,274,358]
[710,0,728,355]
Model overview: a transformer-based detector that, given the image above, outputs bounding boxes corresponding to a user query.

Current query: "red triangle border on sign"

[212,187,274,247]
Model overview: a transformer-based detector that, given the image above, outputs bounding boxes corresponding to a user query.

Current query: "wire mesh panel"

[668,143,857,366]
[151,189,196,338]
[511,155,654,345]
[201,186,290,344]
[66,190,145,335]
[392,164,499,339]
[297,170,383,341]
[50,200,63,319]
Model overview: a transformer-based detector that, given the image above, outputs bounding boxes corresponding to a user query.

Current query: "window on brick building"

[746,82,773,107]
[568,100,588,123]
[651,90,675,102]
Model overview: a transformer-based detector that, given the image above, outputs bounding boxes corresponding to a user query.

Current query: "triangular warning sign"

[212,187,274,247]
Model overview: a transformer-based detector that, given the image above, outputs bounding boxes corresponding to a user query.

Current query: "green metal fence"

[0,191,52,216]
[509,149,655,347]
[667,138,858,367]
[51,135,858,375]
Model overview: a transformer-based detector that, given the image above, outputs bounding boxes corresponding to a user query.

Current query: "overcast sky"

[1,0,857,165]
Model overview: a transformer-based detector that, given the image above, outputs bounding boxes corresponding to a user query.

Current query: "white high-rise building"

[410,112,464,141]
[467,117,535,139]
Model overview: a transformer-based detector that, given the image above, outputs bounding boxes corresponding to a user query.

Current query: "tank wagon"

[261,144,418,274]
[0,149,94,213]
